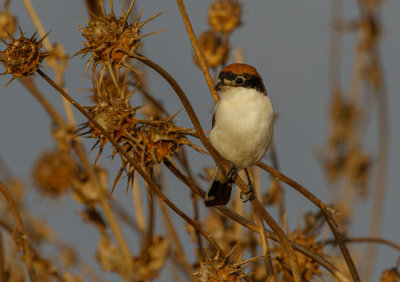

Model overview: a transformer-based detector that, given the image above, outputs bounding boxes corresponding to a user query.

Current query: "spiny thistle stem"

[37,69,224,255]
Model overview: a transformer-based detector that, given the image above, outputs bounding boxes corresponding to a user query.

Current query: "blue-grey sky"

[1,1,399,281]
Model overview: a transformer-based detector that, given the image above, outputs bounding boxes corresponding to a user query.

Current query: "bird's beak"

[214,81,222,91]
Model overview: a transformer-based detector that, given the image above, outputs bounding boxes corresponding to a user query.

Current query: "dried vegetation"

[0,0,398,281]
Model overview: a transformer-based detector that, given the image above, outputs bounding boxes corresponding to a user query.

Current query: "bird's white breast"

[210,87,274,168]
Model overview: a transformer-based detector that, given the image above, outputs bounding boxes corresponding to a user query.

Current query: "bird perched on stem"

[205,63,274,207]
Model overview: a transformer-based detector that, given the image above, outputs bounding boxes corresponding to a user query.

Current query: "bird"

[205,63,274,207]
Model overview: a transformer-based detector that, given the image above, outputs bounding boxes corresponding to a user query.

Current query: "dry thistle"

[96,235,130,275]
[32,150,76,197]
[329,89,359,149]
[82,78,202,188]
[272,229,323,281]
[208,0,242,34]
[131,235,170,280]
[97,235,170,280]
[72,166,108,206]
[320,90,372,197]
[75,0,162,84]
[32,254,60,281]
[345,148,371,197]
[195,30,229,68]
[0,9,16,39]
[83,85,136,163]
[193,244,245,281]
[0,27,48,86]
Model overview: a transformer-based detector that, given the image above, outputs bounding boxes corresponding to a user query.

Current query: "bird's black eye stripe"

[218,71,266,94]
[235,77,244,85]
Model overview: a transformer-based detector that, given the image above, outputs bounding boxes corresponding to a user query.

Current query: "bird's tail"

[205,167,233,207]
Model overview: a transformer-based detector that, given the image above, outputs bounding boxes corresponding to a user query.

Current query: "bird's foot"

[226,163,238,183]
[240,188,255,203]
[240,168,255,203]
[240,182,255,203]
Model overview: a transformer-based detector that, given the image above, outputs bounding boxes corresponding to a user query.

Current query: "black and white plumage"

[205,63,274,207]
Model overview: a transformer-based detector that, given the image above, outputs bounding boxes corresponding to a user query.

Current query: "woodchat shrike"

[205,63,274,207]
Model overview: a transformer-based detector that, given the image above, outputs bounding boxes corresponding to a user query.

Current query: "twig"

[176,0,219,103]
[268,140,285,224]
[141,167,155,253]
[326,236,400,252]
[251,199,301,281]
[21,0,52,50]
[176,149,204,257]
[109,199,140,232]
[157,197,193,277]
[254,207,275,281]
[19,77,66,126]
[0,181,37,282]
[364,39,390,281]
[257,161,360,281]
[131,171,146,234]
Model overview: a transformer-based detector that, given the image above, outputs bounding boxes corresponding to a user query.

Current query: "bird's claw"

[226,163,238,183]
[240,189,255,203]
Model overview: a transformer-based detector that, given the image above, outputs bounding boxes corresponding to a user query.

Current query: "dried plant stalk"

[0,181,37,282]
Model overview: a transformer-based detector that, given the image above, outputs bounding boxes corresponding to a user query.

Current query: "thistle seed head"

[0,28,48,85]
[76,0,161,80]
[32,150,76,197]
[194,248,244,282]
[195,30,229,68]
[208,0,242,34]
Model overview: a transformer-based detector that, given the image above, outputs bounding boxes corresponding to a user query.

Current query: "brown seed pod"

[0,27,48,86]
[32,150,76,197]
[195,30,229,68]
[75,0,162,83]
[208,0,242,34]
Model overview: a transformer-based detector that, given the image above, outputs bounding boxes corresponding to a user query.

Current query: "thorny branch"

[37,69,224,256]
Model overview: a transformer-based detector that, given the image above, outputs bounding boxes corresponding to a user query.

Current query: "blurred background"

[0,0,399,281]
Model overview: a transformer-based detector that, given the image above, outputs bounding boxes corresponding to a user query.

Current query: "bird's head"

[214,63,266,95]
